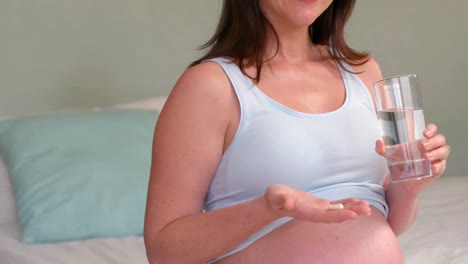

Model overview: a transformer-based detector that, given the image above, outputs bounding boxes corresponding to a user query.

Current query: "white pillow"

[112,96,168,111]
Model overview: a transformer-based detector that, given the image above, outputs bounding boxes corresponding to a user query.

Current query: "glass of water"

[374,74,432,182]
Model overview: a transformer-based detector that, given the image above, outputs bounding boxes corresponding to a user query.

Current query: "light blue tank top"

[204,57,389,263]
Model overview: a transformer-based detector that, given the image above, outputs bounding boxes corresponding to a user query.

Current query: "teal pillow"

[0,109,158,243]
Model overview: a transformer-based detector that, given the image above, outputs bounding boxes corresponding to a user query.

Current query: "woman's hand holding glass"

[375,123,450,195]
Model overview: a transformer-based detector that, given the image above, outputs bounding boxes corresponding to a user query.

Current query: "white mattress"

[0,178,466,264]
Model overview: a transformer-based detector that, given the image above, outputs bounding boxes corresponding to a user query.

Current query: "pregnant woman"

[144,0,450,263]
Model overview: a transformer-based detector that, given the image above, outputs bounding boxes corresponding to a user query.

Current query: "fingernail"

[424,130,432,137]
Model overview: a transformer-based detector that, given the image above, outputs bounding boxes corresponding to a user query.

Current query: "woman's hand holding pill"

[264,184,371,223]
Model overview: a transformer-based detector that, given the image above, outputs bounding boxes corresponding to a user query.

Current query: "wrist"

[386,182,419,201]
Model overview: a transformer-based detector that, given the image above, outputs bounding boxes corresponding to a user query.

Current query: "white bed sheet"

[398,177,468,264]
[0,177,466,264]
[0,222,147,264]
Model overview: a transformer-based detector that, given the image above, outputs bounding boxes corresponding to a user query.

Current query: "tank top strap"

[204,57,255,97]
[337,60,377,113]
[204,57,267,125]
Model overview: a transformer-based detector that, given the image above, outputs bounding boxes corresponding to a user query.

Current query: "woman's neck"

[264,25,323,63]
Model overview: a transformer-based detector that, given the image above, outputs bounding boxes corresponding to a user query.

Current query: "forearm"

[385,184,419,236]
[145,196,280,264]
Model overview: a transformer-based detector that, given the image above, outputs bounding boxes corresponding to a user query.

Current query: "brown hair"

[191,0,368,82]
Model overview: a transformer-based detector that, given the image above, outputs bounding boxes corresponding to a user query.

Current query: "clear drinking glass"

[374,74,432,182]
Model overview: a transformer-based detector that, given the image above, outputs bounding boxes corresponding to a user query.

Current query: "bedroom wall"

[0,0,220,115]
[0,1,465,176]
[347,2,467,177]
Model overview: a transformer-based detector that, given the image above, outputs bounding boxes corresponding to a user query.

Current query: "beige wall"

[347,1,467,176]
[0,0,220,115]
[0,1,465,176]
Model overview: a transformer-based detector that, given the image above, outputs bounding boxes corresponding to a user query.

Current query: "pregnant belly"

[217,207,403,264]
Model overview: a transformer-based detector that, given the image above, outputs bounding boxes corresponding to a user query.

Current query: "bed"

[0,97,467,264]
[0,97,165,264]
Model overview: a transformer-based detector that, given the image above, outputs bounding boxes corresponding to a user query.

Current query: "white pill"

[328,203,344,210]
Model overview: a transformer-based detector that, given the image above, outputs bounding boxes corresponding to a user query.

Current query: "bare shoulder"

[160,60,237,129]
[156,60,236,156]
[169,61,232,105]
[352,56,384,98]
